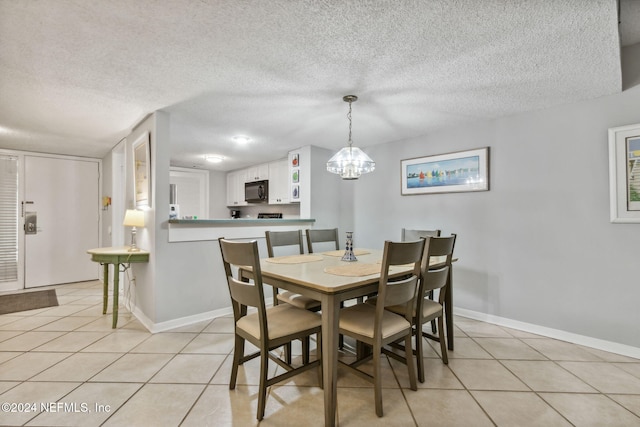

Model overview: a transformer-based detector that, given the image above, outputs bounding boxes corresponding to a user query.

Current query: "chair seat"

[368,296,443,321]
[277,291,321,310]
[339,303,411,340]
[237,304,322,341]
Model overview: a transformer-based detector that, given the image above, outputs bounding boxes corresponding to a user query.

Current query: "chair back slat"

[265,230,304,257]
[401,228,441,241]
[227,276,263,308]
[420,266,449,295]
[384,275,420,307]
[306,228,339,253]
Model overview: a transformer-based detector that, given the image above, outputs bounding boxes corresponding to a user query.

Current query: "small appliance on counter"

[257,213,283,219]
[169,184,180,219]
[230,209,241,219]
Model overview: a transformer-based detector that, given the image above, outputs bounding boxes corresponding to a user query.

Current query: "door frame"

[0,149,102,291]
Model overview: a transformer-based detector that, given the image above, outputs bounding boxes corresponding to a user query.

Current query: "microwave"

[245,180,269,203]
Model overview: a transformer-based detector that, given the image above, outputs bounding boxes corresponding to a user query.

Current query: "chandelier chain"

[347,100,353,145]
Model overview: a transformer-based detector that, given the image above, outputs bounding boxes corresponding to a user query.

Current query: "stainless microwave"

[245,180,269,203]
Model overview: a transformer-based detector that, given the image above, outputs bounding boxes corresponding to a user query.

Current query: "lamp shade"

[326,146,376,180]
[123,209,145,227]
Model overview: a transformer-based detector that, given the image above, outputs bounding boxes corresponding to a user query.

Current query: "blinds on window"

[0,156,18,282]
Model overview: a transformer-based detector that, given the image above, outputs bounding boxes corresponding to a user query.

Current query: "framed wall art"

[401,147,489,195]
[609,123,640,223]
[132,132,151,208]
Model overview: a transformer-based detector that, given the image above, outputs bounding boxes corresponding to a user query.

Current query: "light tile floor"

[1,281,639,426]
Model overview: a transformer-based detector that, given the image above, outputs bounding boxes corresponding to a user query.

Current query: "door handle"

[25,211,37,235]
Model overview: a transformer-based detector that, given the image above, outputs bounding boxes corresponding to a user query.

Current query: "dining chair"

[265,230,321,363]
[305,228,339,253]
[218,238,322,421]
[338,239,425,417]
[401,228,441,240]
[383,235,456,383]
[400,228,442,333]
[265,230,320,307]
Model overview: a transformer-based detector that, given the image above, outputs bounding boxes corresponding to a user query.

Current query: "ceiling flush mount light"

[204,155,225,163]
[326,95,375,180]
[232,135,251,144]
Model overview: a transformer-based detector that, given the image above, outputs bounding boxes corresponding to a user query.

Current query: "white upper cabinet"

[268,159,290,204]
[226,169,248,206]
[245,163,269,182]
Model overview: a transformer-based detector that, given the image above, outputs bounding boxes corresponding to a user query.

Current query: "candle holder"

[341,231,358,262]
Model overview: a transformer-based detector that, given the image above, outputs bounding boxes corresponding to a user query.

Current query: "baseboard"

[125,296,273,333]
[455,307,640,359]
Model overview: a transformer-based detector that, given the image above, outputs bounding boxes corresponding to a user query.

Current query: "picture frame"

[132,132,151,208]
[608,123,640,223]
[401,147,489,195]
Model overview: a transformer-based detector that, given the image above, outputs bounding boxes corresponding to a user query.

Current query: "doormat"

[0,289,58,315]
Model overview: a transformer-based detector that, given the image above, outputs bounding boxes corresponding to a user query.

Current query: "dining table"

[241,248,455,427]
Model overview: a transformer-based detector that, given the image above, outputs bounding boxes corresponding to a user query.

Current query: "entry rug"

[0,289,58,315]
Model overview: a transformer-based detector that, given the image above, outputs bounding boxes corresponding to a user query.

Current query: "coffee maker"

[230,209,241,219]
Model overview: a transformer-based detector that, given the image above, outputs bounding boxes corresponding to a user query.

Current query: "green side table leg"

[112,264,120,329]
[103,263,109,315]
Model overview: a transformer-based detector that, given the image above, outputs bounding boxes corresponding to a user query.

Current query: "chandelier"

[326,95,375,180]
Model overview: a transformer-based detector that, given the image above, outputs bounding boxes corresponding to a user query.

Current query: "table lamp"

[123,209,145,252]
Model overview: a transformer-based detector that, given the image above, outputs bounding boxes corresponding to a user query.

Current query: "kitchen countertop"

[168,218,315,225]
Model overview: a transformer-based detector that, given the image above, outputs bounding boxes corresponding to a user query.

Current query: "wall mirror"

[132,132,151,208]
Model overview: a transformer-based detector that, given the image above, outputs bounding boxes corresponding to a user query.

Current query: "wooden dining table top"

[253,249,450,294]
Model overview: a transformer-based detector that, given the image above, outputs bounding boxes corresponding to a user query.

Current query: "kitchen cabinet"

[245,163,269,182]
[226,169,247,206]
[268,159,289,204]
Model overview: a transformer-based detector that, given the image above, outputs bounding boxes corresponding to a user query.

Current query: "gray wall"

[353,83,640,348]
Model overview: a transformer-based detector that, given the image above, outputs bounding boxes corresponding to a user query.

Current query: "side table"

[87,247,149,328]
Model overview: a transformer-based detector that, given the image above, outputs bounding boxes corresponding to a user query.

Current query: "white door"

[24,156,100,288]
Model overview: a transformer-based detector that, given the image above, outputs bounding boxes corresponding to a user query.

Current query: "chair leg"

[438,316,448,364]
[302,336,310,365]
[405,333,417,391]
[316,332,323,388]
[373,348,383,417]
[257,348,269,421]
[415,323,425,383]
[284,343,292,364]
[428,291,436,333]
[230,334,244,389]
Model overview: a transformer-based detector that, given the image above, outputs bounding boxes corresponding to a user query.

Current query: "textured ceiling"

[0,0,636,171]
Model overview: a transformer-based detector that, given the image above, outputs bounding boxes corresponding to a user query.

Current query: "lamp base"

[127,246,141,252]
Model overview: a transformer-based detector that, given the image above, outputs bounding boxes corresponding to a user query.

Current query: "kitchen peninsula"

[168,217,316,242]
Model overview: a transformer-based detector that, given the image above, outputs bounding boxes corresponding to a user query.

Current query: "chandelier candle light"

[326,95,376,179]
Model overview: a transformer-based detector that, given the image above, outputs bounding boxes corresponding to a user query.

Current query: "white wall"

[208,170,229,218]
[354,84,640,349]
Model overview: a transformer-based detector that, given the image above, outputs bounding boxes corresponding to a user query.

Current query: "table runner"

[324,263,380,277]
[265,254,324,264]
[322,249,371,257]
